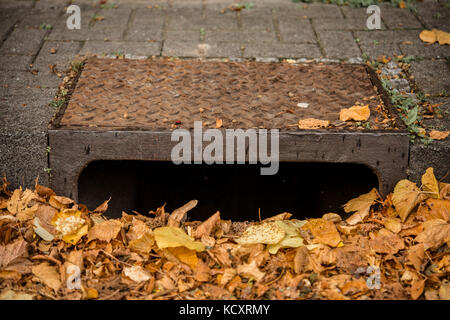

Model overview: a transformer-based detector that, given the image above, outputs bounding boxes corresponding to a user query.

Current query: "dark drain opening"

[78,161,378,221]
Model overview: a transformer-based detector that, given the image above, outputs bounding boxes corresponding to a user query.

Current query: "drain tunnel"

[78,161,379,221]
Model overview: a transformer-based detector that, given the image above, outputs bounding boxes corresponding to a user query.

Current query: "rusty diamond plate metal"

[58,57,394,130]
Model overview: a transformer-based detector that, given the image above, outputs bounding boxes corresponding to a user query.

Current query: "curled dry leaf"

[194,211,220,238]
[301,218,342,247]
[421,167,440,199]
[344,188,379,225]
[49,195,74,210]
[92,198,110,214]
[167,200,198,227]
[339,105,370,121]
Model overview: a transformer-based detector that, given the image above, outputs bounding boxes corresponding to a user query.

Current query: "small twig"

[99,289,121,300]
[99,249,133,267]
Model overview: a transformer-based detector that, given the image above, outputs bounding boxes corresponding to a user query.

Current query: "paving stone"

[354,30,417,59]
[165,30,201,42]
[48,8,96,41]
[33,0,70,10]
[0,0,34,9]
[275,3,343,19]
[0,10,21,42]
[204,30,241,42]
[0,87,57,133]
[409,139,450,184]
[278,17,316,43]
[409,59,450,95]
[0,131,50,189]
[312,17,385,31]
[0,70,60,91]
[317,30,361,59]
[80,40,161,57]
[422,97,450,131]
[380,7,422,29]
[415,1,450,32]
[166,8,204,31]
[0,27,46,55]
[162,40,241,58]
[340,6,370,18]
[169,0,203,10]
[240,30,277,43]
[204,9,238,31]
[87,8,132,40]
[243,42,321,58]
[34,40,83,73]
[125,8,165,41]
[399,40,450,59]
[240,8,274,32]
[0,55,32,71]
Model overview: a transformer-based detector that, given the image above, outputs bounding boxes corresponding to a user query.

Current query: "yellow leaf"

[167,246,198,269]
[383,218,402,233]
[154,227,205,252]
[434,29,450,45]
[235,222,285,245]
[128,231,154,254]
[62,224,89,245]
[51,210,88,245]
[215,118,223,128]
[421,167,440,199]
[298,118,330,129]
[429,130,449,140]
[267,220,306,254]
[301,218,342,247]
[399,0,406,8]
[392,179,422,222]
[339,105,370,121]
[82,287,98,300]
[344,188,379,225]
[419,30,437,44]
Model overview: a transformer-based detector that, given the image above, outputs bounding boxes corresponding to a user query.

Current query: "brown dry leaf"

[7,188,37,216]
[32,262,61,292]
[294,246,310,274]
[0,238,28,267]
[82,287,98,300]
[0,270,21,282]
[392,179,423,222]
[87,219,122,243]
[123,266,151,283]
[440,182,450,200]
[167,200,198,227]
[439,281,450,300]
[167,246,198,270]
[416,198,450,222]
[49,195,74,210]
[419,30,437,44]
[219,268,237,287]
[383,218,402,233]
[339,105,370,121]
[369,228,405,254]
[262,212,292,222]
[340,278,368,296]
[344,188,379,225]
[236,260,265,282]
[92,198,110,214]
[301,218,342,247]
[429,130,449,140]
[35,183,55,199]
[415,219,450,250]
[298,118,330,129]
[0,290,34,300]
[421,167,440,199]
[407,244,425,272]
[128,232,154,254]
[51,210,88,245]
[215,118,223,128]
[194,211,220,238]
[411,278,425,300]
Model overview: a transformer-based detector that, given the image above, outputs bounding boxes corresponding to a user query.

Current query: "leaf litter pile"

[0,168,449,300]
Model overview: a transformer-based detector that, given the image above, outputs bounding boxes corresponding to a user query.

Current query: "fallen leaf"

[87,219,122,243]
[392,179,423,222]
[92,198,110,214]
[0,290,33,300]
[339,105,370,121]
[123,266,151,283]
[235,222,285,245]
[0,239,28,267]
[32,262,61,292]
[298,118,330,129]
[301,219,342,247]
[415,219,450,250]
[416,198,450,222]
[167,200,197,227]
[51,210,88,245]
[369,228,405,254]
[429,130,449,140]
[49,195,74,210]
[194,211,220,238]
[383,218,402,233]
[215,118,223,128]
[411,278,425,300]
[267,220,306,254]
[236,260,265,282]
[344,188,379,225]
[33,217,55,241]
[128,231,154,254]
[407,244,425,272]
[154,226,205,252]
[167,246,198,269]
[434,29,450,45]
[419,30,437,44]
[422,167,440,198]
[439,281,450,300]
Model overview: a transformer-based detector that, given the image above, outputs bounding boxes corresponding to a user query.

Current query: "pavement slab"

[409,59,450,96]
